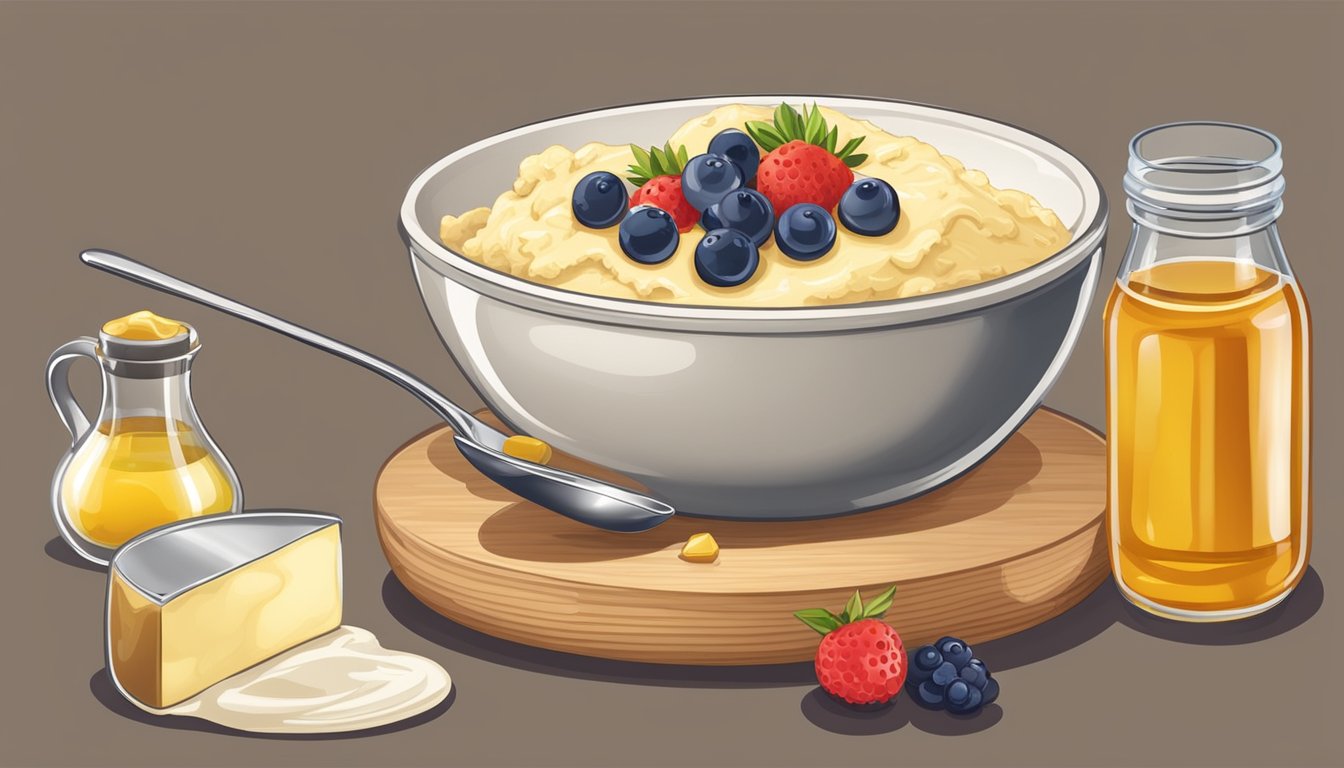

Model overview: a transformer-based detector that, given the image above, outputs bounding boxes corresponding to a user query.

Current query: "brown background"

[1,1,1339,766]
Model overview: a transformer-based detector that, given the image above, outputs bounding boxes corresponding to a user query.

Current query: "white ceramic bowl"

[399,96,1107,520]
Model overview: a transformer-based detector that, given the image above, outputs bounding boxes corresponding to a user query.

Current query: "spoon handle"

[79,249,482,439]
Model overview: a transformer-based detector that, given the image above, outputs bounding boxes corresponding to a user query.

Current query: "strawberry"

[746,103,868,215]
[795,585,905,707]
[627,142,697,232]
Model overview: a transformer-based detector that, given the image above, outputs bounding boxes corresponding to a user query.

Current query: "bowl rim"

[399,94,1108,331]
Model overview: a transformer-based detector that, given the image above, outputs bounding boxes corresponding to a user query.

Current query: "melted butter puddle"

[127,626,451,734]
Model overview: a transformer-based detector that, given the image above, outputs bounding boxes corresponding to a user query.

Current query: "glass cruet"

[1104,122,1311,621]
[46,310,243,565]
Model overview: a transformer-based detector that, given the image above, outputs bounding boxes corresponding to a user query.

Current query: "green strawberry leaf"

[842,590,864,625]
[758,102,867,162]
[677,144,689,167]
[794,608,843,636]
[631,144,651,170]
[860,584,898,619]
[836,136,864,159]
[823,125,839,153]
[627,145,652,186]
[775,103,799,139]
[843,153,868,168]
[627,143,688,186]
[804,104,826,145]
[745,121,786,152]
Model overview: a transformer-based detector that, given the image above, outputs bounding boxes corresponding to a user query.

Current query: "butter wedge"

[106,512,343,709]
[680,532,719,563]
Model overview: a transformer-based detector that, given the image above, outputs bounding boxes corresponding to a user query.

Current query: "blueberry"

[694,229,759,288]
[914,680,946,710]
[681,153,743,211]
[700,204,724,231]
[946,682,983,715]
[618,206,679,265]
[980,676,1000,706]
[838,178,900,236]
[708,129,760,184]
[931,661,959,687]
[571,171,628,229]
[714,189,773,246]
[775,203,836,261]
[936,637,973,670]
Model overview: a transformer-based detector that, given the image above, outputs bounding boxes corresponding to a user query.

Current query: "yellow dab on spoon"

[502,435,553,465]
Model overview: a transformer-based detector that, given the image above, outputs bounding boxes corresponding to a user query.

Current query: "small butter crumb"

[502,436,552,465]
[680,532,719,563]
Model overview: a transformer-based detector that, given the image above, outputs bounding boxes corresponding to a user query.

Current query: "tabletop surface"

[1,2,1339,767]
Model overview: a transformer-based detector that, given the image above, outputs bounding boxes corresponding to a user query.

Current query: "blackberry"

[981,676,1000,706]
[931,661,959,687]
[945,680,984,715]
[906,645,944,686]
[915,680,946,710]
[960,660,988,689]
[904,636,998,715]
[936,636,973,670]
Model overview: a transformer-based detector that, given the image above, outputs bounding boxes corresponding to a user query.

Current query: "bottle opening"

[1124,122,1284,225]
[1132,122,1279,175]
[98,314,198,366]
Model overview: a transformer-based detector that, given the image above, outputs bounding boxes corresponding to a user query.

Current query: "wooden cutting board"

[375,409,1109,665]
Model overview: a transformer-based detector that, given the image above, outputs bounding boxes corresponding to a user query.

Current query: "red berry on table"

[746,103,868,215]
[795,585,905,707]
[627,143,698,232]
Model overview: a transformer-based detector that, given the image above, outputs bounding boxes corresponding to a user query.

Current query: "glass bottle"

[46,311,243,566]
[1105,122,1310,621]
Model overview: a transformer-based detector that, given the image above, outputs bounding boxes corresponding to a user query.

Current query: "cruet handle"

[45,337,99,445]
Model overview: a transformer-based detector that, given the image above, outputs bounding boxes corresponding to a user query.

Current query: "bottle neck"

[99,369,200,431]
[1123,121,1284,239]
[1121,221,1291,280]
[1121,121,1290,280]
[1127,204,1282,240]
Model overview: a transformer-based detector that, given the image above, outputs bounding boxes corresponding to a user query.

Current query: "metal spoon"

[80,249,676,532]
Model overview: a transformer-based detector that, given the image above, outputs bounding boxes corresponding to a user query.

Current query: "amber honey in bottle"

[1105,123,1310,621]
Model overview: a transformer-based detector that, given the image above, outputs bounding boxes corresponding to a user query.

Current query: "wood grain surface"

[374,409,1109,665]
